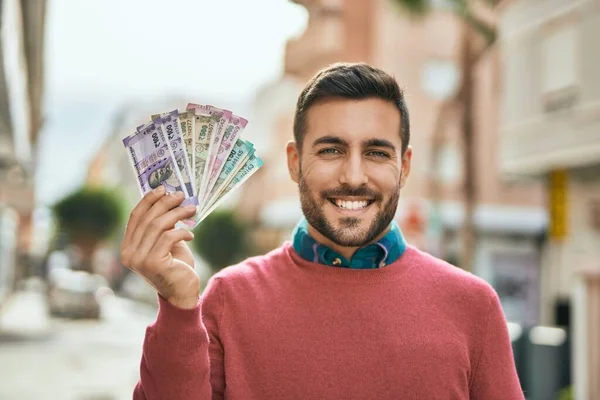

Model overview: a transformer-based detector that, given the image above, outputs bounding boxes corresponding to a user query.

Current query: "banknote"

[186,104,221,200]
[122,122,197,207]
[136,122,150,132]
[202,106,232,197]
[177,110,195,185]
[202,114,248,204]
[203,153,264,214]
[214,139,255,193]
[154,110,195,186]
[201,139,254,212]
[197,154,264,224]
[224,154,264,191]
[152,110,196,199]
[123,102,263,229]
[186,103,232,202]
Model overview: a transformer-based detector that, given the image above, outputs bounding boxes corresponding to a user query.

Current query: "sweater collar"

[292,218,407,269]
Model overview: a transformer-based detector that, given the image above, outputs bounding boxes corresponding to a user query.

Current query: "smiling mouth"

[328,198,374,210]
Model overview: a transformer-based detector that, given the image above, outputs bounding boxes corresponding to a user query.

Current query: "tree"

[192,209,252,273]
[391,0,504,272]
[52,187,125,273]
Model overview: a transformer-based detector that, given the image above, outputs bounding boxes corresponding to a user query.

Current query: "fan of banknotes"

[122,103,264,229]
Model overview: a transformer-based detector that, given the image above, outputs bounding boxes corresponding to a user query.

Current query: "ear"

[400,146,412,188]
[286,140,301,183]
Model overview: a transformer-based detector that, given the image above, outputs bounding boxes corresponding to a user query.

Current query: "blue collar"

[291,218,407,269]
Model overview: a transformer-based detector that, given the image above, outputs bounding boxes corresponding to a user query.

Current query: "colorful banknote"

[123,121,197,207]
[152,110,196,199]
[200,138,254,213]
[123,102,263,229]
[198,154,264,224]
[185,104,232,200]
[186,105,218,199]
[177,110,195,185]
[201,106,231,195]
[202,153,264,215]
[202,114,248,204]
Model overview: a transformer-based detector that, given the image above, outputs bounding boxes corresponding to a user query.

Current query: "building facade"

[500,0,600,398]
[0,0,46,305]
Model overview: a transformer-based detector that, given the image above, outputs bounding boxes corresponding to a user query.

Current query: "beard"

[298,173,400,247]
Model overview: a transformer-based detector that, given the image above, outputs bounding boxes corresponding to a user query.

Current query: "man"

[121,63,524,399]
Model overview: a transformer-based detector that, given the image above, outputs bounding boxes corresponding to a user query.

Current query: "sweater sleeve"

[134,277,225,400]
[469,290,524,400]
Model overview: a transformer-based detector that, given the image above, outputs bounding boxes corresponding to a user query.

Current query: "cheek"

[368,164,401,193]
[302,160,341,185]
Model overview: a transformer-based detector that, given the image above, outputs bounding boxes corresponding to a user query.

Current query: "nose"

[339,152,368,187]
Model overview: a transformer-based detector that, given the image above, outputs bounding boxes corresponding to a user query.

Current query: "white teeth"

[334,199,369,210]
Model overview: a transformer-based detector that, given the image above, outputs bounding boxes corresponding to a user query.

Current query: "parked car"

[46,249,108,319]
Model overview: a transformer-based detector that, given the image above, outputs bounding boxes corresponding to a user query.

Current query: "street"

[0,287,157,400]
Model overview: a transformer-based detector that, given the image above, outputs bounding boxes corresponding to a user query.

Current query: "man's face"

[287,97,412,248]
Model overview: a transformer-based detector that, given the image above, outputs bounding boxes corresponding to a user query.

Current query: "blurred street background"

[0,0,599,399]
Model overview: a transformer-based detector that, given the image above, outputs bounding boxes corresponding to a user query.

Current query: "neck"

[306,223,392,260]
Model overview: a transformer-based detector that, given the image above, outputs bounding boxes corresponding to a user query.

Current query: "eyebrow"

[312,135,398,152]
[362,138,397,151]
[312,135,349,147]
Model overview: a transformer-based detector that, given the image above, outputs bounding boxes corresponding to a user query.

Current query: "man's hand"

[120,186,200,309]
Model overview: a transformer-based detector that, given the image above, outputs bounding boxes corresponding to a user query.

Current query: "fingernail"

[177,191,186,198]
[185,205,197,211]
[155,185,165,194]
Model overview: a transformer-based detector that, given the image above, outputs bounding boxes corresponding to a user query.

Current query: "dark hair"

[293,62,410,154]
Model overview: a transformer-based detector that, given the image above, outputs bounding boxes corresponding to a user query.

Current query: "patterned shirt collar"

[291,218,407,269]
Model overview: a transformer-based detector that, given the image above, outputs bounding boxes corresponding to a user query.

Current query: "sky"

[36,0,307,206]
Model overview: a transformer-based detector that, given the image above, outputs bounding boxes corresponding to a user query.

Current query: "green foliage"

[390,0,497,45]
[557,386,573,400]
[192,209,251,272]
[389,0,430,15]
[52,186,125,243]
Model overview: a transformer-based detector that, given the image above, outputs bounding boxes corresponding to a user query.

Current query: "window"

[541,22,580,112]
[541,23,579,93]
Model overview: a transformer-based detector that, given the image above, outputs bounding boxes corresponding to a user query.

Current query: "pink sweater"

[134,243,524,399]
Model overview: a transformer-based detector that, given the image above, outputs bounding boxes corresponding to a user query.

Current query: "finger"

[130,191,188,250]
[123,186,166,246]
[148,228,195,264]
[121,186,168,267]
[137,205,197,257]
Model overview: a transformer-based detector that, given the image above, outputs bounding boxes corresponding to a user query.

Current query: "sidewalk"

[0,280,157,400]
[0,281,52,341]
